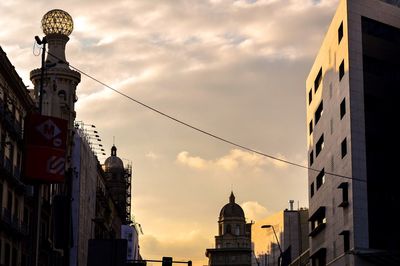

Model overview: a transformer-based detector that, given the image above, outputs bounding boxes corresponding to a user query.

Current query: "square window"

[340,230,350,252]
[310,150,314,166]
[339,60,345,81]
[316,168,325,189]
[338,182,349,208]
[341,138,347,158]
[309,120,313,135]
[338,22,344,44]
[311,182,315,197]
[314,68,323,92]
[315,101,324,124]
[340,98,346,119]
[316,134,324,157]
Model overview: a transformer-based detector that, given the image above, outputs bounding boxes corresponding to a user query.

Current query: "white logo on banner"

[46,156,65,175]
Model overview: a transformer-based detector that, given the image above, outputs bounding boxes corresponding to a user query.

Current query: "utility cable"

[45,51,364,183]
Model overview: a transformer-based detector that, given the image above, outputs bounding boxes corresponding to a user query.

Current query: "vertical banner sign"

[23,113,68,183]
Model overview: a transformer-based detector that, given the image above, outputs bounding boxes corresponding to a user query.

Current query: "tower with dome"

[206,192,252,266]
[30,9,81,127]
[103,144,132,224]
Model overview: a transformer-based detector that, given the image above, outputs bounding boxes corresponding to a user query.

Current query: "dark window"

[314,68,323,92]
[310,150,314,166]
[311,182,315,197]
[340,230,350,252]
[340,98,346,119]
[339,60,345,81]
[309,120,313,135]
[338,22,344,44]
[362,16,400,250]
[341,138,347,158]
[309,207,327,237]
[316,134,324,157]
[338,182,349,207]
[226,224,231,234]
[315,101,324,124]
[316,169,325,189]
[311,248,327,266]
[309,89,313,105]
[362,16,400,45]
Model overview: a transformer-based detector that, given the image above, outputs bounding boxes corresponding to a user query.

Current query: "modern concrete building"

[252,207,309,266]
[206,192,252,266]
[306,0,400,265]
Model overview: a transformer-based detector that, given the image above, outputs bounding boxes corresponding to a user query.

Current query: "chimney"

[289,200,294,211]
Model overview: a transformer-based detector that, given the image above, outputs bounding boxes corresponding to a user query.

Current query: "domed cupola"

[219,191,245,221]
[104,145,124,179]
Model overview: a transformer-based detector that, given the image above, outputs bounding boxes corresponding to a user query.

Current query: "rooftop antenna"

[113,136,115,146]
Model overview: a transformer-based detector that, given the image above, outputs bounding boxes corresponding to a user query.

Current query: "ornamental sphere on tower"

[41,9,74,36]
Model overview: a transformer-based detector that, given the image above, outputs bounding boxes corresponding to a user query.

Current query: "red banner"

[23,113,68,183]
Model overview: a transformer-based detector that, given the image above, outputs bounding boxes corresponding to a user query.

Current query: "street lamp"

[261,224,283,266]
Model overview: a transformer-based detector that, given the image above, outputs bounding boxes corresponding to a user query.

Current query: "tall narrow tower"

[30,9,81,126]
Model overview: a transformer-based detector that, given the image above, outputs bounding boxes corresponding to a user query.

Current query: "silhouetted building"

[206,192,252,266]
[103,145,132,226]
[27,9,82,266]
[252,206,309,266]
[0,46,35,266]
[306,0,400,265]
[70,126,99,266]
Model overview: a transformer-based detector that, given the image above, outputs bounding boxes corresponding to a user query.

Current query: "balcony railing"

[2,110,23,140]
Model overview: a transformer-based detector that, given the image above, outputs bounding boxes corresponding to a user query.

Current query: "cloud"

[176,151,208,169]
[176,149,290,171]
[241,201,270,221]
[145,151,159,160]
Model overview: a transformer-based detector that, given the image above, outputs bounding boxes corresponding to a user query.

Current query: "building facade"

[0,46,35,266]
[306,0,400,265]
[206,192,252,266]
[70,127,99,266]
[252,207,309,266]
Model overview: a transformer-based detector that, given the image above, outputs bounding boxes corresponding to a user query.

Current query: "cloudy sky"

[1,0,338,264]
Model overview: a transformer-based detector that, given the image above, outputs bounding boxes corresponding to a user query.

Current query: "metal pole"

[270,226,283,266]
[31,35,47,266]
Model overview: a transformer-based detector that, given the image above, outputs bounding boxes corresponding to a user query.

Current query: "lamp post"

[261,224,283,266]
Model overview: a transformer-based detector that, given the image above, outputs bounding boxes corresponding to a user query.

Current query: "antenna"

[113,136,115,145]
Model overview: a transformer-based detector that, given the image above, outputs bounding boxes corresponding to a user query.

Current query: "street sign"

[23,113,68,183]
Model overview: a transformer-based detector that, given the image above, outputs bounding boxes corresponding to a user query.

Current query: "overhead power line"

[45,51,364,183]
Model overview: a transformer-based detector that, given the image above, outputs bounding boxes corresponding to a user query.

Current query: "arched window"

[235,225,240,235]
[226,224,232,234]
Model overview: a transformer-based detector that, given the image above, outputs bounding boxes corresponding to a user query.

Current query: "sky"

[0,0,338,265]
